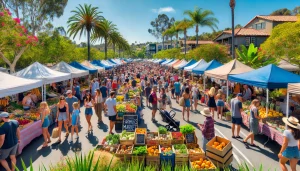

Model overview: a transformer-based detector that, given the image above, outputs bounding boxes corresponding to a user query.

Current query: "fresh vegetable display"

[173,144,187,154]
[104,134,120,145]
[147,132,159,141]
[171,132,183,140]
[96,145,118,153]
[126,103,136,113]
[116,104,126,112]
[147,146,159,156]
[117,145,133,154]
[116,102,137,113]
[209,141,227,151]
[116,95,124,102]
[28,113,40,121]
[190,157,216,169]
[159,133,172,140]
[120,130,135,140]
[136,128,146,134]
[180,124,195,134]
[16,118,31,126]
[132,145,147,156]
[160,146,173,156]
[158,126,167,134]
[187,144,204,155]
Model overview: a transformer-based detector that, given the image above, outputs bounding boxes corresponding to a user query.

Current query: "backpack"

[148,93,154,103]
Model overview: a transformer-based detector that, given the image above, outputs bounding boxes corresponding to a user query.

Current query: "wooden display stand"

[206,136,233,167]
[171,132,184,144]
[131,145,146,164]
[115,144,133,162]
[172,145,189,167]
[146,132,159,146]
[158,132,172,145]
[186,143,205,159]
[189,156,216,171]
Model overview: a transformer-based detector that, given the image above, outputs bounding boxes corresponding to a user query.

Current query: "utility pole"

[230,0,236,59]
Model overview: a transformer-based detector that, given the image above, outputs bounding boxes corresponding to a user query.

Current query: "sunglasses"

[60,98,65,100]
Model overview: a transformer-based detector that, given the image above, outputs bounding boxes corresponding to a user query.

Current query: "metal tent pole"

[227,80,229,102]
[266,88,269,115]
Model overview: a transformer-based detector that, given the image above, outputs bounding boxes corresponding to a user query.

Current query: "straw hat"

[282,116,300,129]
[200,108,212,117]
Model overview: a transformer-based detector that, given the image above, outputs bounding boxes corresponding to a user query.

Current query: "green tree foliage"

[260,18,300,67]
[270,8,292,16]
[184,6,218,45]
[293,6,300,15]
[153,48,182,59]
[176,19,193,56]
[0,8,38,72]
[187,44,230,63]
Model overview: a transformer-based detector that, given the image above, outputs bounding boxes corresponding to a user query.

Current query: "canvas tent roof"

[0,72,43,98]
[184,59,207,71]
[104,60,117,66]
[167,59,179,66]
[14,62,71,84]
[51,61,89,78]
[228,64,300,89]
[161,59,173,65]
[288,83,300,94]
[159,59,166,64]
[91,60,112,70]
[108,59,118,65]
[69,61,98,74]
[205,59,253,80]
[174,60,187,69]
[100,60,114,67]
[179,59,196,69]
[81,61,104,72]
[278,60,299,72]
[192,60,222,74]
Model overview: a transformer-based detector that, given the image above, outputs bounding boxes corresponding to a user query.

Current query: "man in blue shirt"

[100,81,108,114]
[174,80,181,103]
[0,112,20,171]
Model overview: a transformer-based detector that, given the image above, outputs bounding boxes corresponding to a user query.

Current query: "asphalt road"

[2,93,298,170]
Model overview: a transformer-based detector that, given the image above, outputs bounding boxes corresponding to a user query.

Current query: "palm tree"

[176,19,193,56]
[109,31,122,58]
[93,19,117,59]
[184,6,218,46]
[67,4,104,61]
[230,0,236,59]
[163,27,176,48]
[173,21,183,48]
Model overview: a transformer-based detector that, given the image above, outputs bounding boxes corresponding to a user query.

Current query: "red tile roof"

[244,15,298,27]
[179,40,215,45]
[223,28,270,36]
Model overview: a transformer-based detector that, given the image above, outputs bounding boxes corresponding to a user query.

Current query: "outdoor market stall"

[228,64,300,145]
[69,61,98,74]
[91,60,113,70]
[184,59,207,72]
[170,60,182,68]
[161,59,174,65]
[173,60,187,69]
[81,60,104,72]
[166,59,179,67]
[178,59,196,70]
[101,60,115,67]
[278,60,300,72]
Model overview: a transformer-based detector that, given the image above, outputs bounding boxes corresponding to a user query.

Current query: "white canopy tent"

[101,60,114,67]
[278,60,299,72]
[81,60,104,72]
[174,60,187,69]
[167,59,179,67]
[51,61,89,78]
[287,83,300,118]
[15,62,71,100]
[184,59,207,72]
[0,72,43,98]
[161,59,171,65]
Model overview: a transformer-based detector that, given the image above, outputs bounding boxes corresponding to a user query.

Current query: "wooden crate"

[189,156,216,171]
[206,136,232,162]
[175,160,189,167]
[115,144,133,162]
[95,144,118,154]
[186,143,205,159]
[132,155,145,163]
[135,128,147,134]
[158,132,172,145]
[120,132,135,145]
[146,145,160,166]
[146,132,159,145]
[172,144,188,158]
[184,132,197,144]
[209,154,233,168]
[171,132,184,144]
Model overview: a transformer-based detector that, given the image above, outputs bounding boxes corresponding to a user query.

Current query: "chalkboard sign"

[185,133,195,144]
[135,134,145,144]
[123,115,138,132]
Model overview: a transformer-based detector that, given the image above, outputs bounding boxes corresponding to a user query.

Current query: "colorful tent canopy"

[81,61,104,72]
[174,60,187,69]
[161,59,173,65]
[0,71,43,98]
[179,59,196,69]
[192,60,222,74]
[69,61,98,74]
[14,62,71,84]
[228,64,300,89]
[104,60,117,66]
[159,59,166,64]
[108,59,118,65]
[171,60,182,67]
[167,59,179,67]
[278,60,299,72]
[91,60,112,70]
[51,61,89,78]
[101,60,114,67]
[184,59,207,72]
[205,59,253,80]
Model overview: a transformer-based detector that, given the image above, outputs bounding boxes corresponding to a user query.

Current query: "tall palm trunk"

[176,32,179,48]
[184,30,187,56]
[87,29,91,61]
[196,24,199,46]
[113,43,116,58]
[104,36,108,60]
[162,36,165,50]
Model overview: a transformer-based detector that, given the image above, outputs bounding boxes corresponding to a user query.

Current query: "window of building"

[251,37,256,45]
[245,37,250,46]
[253,22,266,30]
[261,22,266,29]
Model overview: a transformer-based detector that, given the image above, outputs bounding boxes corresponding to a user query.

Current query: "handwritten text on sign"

[123,115,138,132]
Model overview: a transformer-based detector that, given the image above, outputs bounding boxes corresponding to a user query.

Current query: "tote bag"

[179,97,185,107]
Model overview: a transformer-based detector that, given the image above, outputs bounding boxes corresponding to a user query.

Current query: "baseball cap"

[66,90,72,94]
[0,112,9,118]
[237,93,243,97]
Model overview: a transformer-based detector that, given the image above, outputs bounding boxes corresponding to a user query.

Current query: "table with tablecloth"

[18,120,42,154]
[241,112,284,145]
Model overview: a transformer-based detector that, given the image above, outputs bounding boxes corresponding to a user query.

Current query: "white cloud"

[151,7,175,14]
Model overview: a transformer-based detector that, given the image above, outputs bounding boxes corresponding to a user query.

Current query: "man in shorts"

[105,91,117,134]
[0,112,20,171]
[174,80,181,103]
[66,90,79,127]
[230,93,244,139]
[151,86,158,122]
[100,81,108,114]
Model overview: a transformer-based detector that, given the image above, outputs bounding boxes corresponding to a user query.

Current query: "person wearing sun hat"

[198,108,215,151]
[278,116,300,171]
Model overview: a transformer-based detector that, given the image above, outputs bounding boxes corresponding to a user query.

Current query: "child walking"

[71,102,80,141]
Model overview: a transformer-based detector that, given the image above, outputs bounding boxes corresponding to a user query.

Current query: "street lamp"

[230,0,236,59]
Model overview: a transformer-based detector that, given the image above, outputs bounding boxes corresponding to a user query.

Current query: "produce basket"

[159,145,175,168]
[95,144,118,154]
[189,156,216,170]
[171,132,184,144]
[158,132,172,145]
[131,145,147,164]
[146,145,160,167]
[186,143,205,159]
[146,132,159,146]
[206,136,232,165]
[172,144,189,166]
[120,130,135,145]
[115,144,133,161]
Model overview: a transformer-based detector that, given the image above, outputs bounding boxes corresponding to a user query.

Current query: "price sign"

[185,133,195,144]
[135,134,145,144]
[123,115,138,132]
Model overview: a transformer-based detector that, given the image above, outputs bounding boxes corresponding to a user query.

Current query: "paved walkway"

[1,94,297,170]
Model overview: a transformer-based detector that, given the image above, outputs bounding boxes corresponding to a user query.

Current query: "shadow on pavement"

[215,122,232,129]
[58,138,71,156]
[71,138,82,152]
[86,131,99,147]
[138,119,150,131]
[98,122,108,132]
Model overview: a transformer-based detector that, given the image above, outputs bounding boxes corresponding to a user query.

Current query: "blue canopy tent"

[162,59,175,66]
[108,59,117,65]
[228,64,300,114]
[179,59,196,70]
[161,59,172,65]
[159,59,166,64]
[91,60,112,70]
[192,60,222,75]
[69,61,97,74]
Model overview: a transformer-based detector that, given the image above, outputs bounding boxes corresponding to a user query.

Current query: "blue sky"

[52,0,299,44]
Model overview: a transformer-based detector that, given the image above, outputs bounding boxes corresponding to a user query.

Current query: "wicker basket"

[115,144,133,162]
